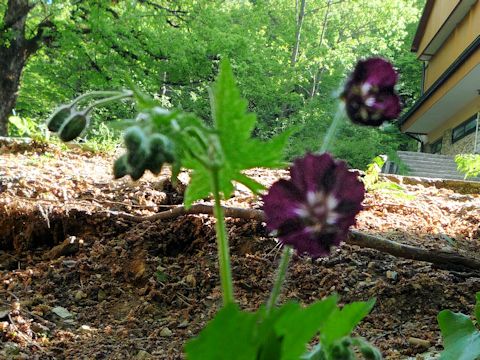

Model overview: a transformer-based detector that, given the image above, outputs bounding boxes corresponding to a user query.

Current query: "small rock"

[97,289,107,302]
[386,270,398,280]
[62,259,77,268]
[78,324,96,334]
[75,290,87,301]
[160,327,173,337]
[408,337,430,349]
[0,308,10,319]
[31,322,50,334]
[52,306,73,319]
[178,320,189,328]
[185,274,196,287]
[136,350,153,359]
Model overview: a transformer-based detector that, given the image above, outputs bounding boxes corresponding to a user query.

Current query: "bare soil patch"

[1,142,480,359]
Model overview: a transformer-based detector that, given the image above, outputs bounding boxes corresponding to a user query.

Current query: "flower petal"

[353,58,398,88]
[290,153,336,194]
[262,179,305,231]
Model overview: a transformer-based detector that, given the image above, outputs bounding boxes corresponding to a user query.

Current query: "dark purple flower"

[341,57,401,126]
[262,153,364,258]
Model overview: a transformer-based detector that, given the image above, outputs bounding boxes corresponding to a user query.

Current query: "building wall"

[429,97,480,141]
[423,1,480,90]
[417,0,461,58]
[401,49,480,133]
[439,130,476,155]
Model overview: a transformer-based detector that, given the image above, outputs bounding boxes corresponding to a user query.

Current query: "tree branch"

[109,204,480,272]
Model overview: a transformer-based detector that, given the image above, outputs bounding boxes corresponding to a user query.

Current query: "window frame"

[452,114,477,143]
[430,138,442,154]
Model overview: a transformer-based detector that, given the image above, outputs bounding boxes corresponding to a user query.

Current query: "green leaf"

[184,59,290,205]
[475,292,480,324]
[184,167,212,208]
[438,310,480,360]
[274,296,338,360]
[320,298,376,347]
[185,304,258,360]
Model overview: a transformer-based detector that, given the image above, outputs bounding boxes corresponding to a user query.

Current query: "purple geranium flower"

[262,153,364,258]
[341,57,401,126]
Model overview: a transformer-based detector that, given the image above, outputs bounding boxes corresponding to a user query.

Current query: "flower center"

[295,191,339,233]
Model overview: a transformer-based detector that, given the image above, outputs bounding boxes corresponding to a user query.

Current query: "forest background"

[1,0,425,169]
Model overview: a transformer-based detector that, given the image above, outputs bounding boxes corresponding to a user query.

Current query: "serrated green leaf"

[438,310,480,360]
[182,59,289,204]
[185,304,258,360]
[233,173,265,195]
[274,295,338,360]
[320,298,376,347]
[184,167,212,208]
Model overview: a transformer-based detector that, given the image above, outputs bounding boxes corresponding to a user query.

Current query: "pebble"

[78,324,95,334]
[408,337,430,349]
[75,290,87,301]
[160,327,173,337]
[177,320,189,328]
[386,270,398,280]
[97,289,107,302]
[135,350,153,359]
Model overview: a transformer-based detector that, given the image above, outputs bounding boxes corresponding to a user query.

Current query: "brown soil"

[1,141,480,359]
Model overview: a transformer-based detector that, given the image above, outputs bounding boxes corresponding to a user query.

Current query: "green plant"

[81,123,120,154]
[48,58,388,359]
[455,154,480,179]
[361,155,413,200]
[8,115,49,142]
[438,292,480,360]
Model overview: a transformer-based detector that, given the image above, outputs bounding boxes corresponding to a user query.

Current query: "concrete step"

[397,151,455,160]
[386,151,480,182]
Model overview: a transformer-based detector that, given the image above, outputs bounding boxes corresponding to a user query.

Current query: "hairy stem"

[319,103,345,153]
[266,246,293,315]
[72,90,127,106]
[211,169,234,305]
[84,91,134,114]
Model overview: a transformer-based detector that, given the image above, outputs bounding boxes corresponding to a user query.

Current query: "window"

[452,114,478,143]
[430,138,442,154]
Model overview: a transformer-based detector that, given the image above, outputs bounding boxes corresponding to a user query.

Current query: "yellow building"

[400,0,480,155]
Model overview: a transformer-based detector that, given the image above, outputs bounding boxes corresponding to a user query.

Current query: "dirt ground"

[1,141,480,359]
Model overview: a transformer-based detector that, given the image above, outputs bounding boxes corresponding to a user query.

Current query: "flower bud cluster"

[47,105,89,142]
[114,126,175,181]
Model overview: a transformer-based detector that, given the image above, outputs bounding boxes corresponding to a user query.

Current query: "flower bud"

[124,126,147,152]
[58,111,88,142]
[152,134,175,163]
[113,155,129,179]
[129,164,146,181]
[47,105,72,132]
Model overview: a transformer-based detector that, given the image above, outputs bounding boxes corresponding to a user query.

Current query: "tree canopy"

[2,0,425,169]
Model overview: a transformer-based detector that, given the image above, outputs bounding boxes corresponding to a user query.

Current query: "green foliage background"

[10,0,425,169]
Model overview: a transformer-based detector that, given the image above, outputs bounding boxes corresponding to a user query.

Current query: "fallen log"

[109,204,480,272]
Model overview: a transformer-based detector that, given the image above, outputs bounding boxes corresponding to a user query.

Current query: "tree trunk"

[310,0,332,98]
[290,0,306,66]
[0,0,40,136]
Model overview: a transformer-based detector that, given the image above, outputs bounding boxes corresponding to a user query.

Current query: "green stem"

[319,103,345,153]
[211,169,234,306]
[85,91,134,114]
[72,90,126,106]
[266,246,293,315]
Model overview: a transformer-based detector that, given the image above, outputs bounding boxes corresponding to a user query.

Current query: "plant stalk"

[211,169,234,306]
[72,90,127,106]
[266,246,293,315]
[319,103,345,153]
[84,91,134,114]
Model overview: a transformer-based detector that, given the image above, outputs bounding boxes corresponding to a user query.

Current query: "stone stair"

[385,151,477,181]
